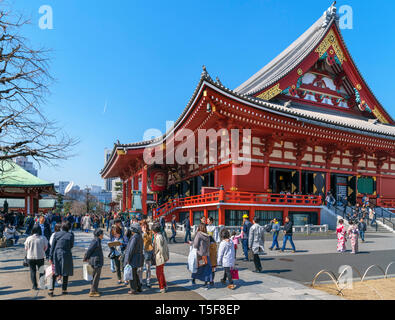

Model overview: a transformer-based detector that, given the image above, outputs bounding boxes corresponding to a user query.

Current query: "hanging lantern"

[149,167,168,192]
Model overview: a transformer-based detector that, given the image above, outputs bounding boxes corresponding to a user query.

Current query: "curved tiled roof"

[0,161,54,188]
[234,6,337,96]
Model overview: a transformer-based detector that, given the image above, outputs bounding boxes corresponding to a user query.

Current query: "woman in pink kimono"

[347,221,359,254]
[336,219,347,253]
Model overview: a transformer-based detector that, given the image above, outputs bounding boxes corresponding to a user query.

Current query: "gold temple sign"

[315,29,346,64]
[372,107,389,124]
[257,83,282,100]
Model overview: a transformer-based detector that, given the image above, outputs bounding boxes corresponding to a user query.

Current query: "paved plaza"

[3,228,394,300]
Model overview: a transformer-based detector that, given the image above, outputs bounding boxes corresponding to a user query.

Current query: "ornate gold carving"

[257,83,282,100]
[297,68,303,75]
[356,84,362,90]
[372,107,389,124]
[315,29,346,64]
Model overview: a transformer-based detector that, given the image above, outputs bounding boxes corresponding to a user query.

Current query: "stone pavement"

[0,231,203,300]
[0,230,346,300]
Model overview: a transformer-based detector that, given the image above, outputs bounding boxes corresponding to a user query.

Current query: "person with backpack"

[217,228,236,290]
[268,218,280,251]
[152,222,169,293]
[248,217,265,273]
[83,228,104,297]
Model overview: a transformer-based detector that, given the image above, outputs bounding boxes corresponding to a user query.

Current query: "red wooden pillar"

[204,208,208,220]
[29,195,34,215]
[122,182,127,211]
[214,169,219,188]
[231,163,238,191]
[325,172,331,195]
[142,166,148,216]
[189,209,193,226]
[127,179,132,210]
[263,166,269,192]
[283,208,289,222]
[218,206,225,226]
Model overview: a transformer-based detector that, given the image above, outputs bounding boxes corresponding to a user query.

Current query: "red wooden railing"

[153,191,322,220]
[377,198,395,208]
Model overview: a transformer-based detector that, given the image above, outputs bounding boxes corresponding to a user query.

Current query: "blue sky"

[10,0,395,188]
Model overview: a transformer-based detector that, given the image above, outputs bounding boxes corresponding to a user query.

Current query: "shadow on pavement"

[262,269,292,274]
[0,288,30,296]
[0,265,26,271]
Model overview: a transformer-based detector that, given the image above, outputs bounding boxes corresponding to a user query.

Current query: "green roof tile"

[0,161,54,187]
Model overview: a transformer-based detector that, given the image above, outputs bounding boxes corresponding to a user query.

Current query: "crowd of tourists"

[13,201,379,297]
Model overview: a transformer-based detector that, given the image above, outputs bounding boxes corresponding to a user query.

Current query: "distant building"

[58,181,70,195]
[13,157,38,177]
[104,149,116,192]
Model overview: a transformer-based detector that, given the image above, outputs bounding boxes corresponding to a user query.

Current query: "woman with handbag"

[217,228,236,290]
[191,223,212,289]
[83,228,104,297]
[139,220,154,288]
[152,222,169,293]
[24,225,48,290]
[109,225,124,284]
[48,221,74,296]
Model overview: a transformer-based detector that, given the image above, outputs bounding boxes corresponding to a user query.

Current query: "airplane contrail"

[103,100,108,114]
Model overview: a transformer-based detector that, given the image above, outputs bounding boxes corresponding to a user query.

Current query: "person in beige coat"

[152,222,169,293]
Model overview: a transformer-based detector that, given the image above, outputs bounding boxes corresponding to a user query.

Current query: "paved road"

[0,231,204,300]
[0,230,342,300]
[167,231,395,284]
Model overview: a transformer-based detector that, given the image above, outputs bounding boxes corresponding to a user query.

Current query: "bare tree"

[0,5,77,173]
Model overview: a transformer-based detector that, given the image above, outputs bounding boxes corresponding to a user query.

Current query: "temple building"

[0,161,56,215]
[101,4,395,226]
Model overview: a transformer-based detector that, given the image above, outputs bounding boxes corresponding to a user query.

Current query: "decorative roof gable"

[235,4,393,125]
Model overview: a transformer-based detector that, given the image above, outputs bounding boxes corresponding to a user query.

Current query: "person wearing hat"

[241,214,252,261]
[269,218,281,251]
[123,223,144,294]
[83,228,104,297]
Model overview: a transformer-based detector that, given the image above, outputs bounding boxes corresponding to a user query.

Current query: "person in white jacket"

[217,228,236,290]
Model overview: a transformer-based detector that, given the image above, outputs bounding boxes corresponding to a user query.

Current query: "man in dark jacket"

[159,215,167,241]
[242,214,252,261]
[169,215,177,243]
[358,218,367,242]
[36,215,52,259]
[83,228,104,297]
[25,214,35,235]
[124,224,144,294]
[281,216,296,253]
[183,214,191,243]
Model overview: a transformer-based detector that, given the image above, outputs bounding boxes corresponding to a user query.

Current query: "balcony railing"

[153,191,322,220]
[377,198,395,209]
